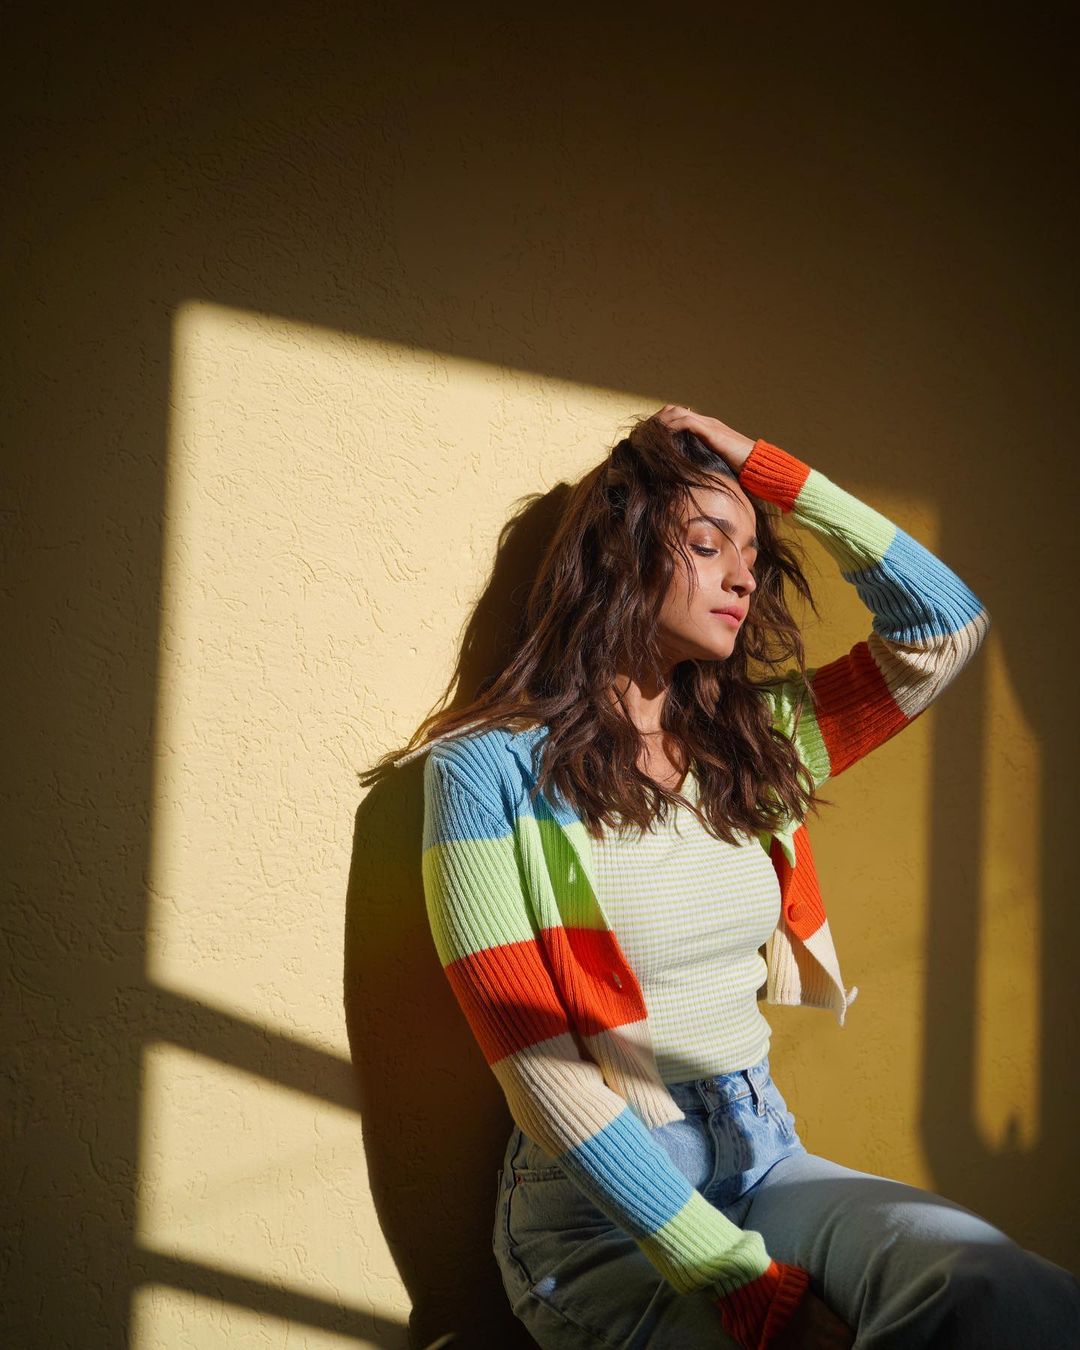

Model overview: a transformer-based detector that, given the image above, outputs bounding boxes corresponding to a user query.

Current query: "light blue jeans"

[492,1054,1080,1347]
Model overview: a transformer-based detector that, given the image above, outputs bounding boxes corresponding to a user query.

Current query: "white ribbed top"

[592,767,782,1083]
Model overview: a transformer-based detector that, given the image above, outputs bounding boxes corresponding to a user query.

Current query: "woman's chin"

[689,645,734,664]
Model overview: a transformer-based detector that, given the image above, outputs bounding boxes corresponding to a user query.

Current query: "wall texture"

[4,5,1077,1348]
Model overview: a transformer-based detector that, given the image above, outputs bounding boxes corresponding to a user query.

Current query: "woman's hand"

[771,1286,856,1349]
[654,404,757,473]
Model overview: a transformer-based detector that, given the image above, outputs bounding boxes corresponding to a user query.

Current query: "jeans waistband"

[664,1053,772,1113]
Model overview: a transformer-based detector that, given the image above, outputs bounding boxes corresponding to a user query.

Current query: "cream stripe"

[490,1032,629,1154]
[867,609,991,718]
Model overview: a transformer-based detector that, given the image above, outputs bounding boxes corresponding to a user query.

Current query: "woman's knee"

[947,1241,1080,1315]
[874,1238,1080,1345]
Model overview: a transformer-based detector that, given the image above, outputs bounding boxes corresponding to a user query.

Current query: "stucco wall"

[5,7,1076,1348]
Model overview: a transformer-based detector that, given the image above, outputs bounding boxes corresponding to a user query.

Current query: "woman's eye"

[690,542,757,576]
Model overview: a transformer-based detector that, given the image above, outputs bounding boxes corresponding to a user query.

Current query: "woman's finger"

[658,405,698,423]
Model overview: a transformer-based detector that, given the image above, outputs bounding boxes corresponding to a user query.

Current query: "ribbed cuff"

[737,438,811,514]
[713,1258,811,1349]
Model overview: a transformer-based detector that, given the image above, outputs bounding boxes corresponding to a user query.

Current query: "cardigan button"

[611,971,623,989]
[786,900,805,922]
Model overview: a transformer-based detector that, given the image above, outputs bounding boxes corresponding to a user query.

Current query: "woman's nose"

[730,565,756,594]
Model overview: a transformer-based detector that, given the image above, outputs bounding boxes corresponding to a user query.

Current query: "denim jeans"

[492,1053,1080,1348]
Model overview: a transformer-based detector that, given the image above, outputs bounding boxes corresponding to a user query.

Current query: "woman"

[391,406,1080,1348]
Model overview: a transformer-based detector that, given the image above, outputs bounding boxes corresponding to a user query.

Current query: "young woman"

[390,406,1080,1348]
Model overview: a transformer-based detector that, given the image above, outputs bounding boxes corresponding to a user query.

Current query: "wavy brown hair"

[360,411,831,842]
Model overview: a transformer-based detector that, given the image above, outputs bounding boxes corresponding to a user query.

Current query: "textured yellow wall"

[6,8,1076,1349]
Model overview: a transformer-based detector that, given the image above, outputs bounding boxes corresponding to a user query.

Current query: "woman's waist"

[664,1049,775,1112]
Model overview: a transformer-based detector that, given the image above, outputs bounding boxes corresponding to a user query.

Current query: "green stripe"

[422,833,538,963]
[640,1190,772,1294]
[793,469,896,571]
[764,674,832,791]
[528,812,609,930]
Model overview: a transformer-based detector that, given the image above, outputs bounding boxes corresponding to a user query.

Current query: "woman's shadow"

[344,484,570,1350]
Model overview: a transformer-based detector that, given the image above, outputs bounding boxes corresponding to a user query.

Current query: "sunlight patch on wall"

[136,1042,405,1318]
[142,299,662,1347]
[149,300,634,1035]
[975,632,1041,1151]
[131,1283,407,1350]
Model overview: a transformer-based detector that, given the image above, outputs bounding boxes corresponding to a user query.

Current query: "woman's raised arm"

[739,436,991,791]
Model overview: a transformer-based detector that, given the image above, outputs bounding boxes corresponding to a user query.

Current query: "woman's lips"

[710,610,743,627]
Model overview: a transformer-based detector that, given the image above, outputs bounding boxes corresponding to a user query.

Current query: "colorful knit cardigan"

[408,437,991,1348]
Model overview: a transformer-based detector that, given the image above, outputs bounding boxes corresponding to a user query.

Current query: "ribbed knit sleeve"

[421,751,810,1348]
[740,438,991,789]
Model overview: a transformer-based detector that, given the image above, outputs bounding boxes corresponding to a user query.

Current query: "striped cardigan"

[408,437,991,1348]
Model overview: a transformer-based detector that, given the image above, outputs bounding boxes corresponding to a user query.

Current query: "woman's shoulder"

[413,718,548,818]
[430,717,544,759]
[420,722,550,834]
[396,716,544,768]
[753,670,813,726]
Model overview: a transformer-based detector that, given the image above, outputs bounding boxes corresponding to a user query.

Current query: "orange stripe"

[737,439,812,513]
[444,939,572,1063]
[548,925,648,1037]
[810,641,909,777]
[716,1259,811,1346]
[772,825,826,940]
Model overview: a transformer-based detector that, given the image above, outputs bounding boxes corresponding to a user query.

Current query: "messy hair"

[361,411,827,842]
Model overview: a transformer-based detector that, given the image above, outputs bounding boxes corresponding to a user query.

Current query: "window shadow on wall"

[6,4,1077,1349]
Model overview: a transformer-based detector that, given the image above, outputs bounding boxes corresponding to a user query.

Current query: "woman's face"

[656,481,759,665]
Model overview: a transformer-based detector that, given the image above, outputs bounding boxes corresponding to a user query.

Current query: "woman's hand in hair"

[654,405,757,473]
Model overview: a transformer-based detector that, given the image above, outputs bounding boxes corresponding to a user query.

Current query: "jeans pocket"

[508,1165,598,1237]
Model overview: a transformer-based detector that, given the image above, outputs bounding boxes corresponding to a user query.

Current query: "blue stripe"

[844,528,987,644]
[422,754,510,847]
[555,1105,694,1237]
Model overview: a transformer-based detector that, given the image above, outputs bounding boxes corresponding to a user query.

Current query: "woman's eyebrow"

[687,514,759,550]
